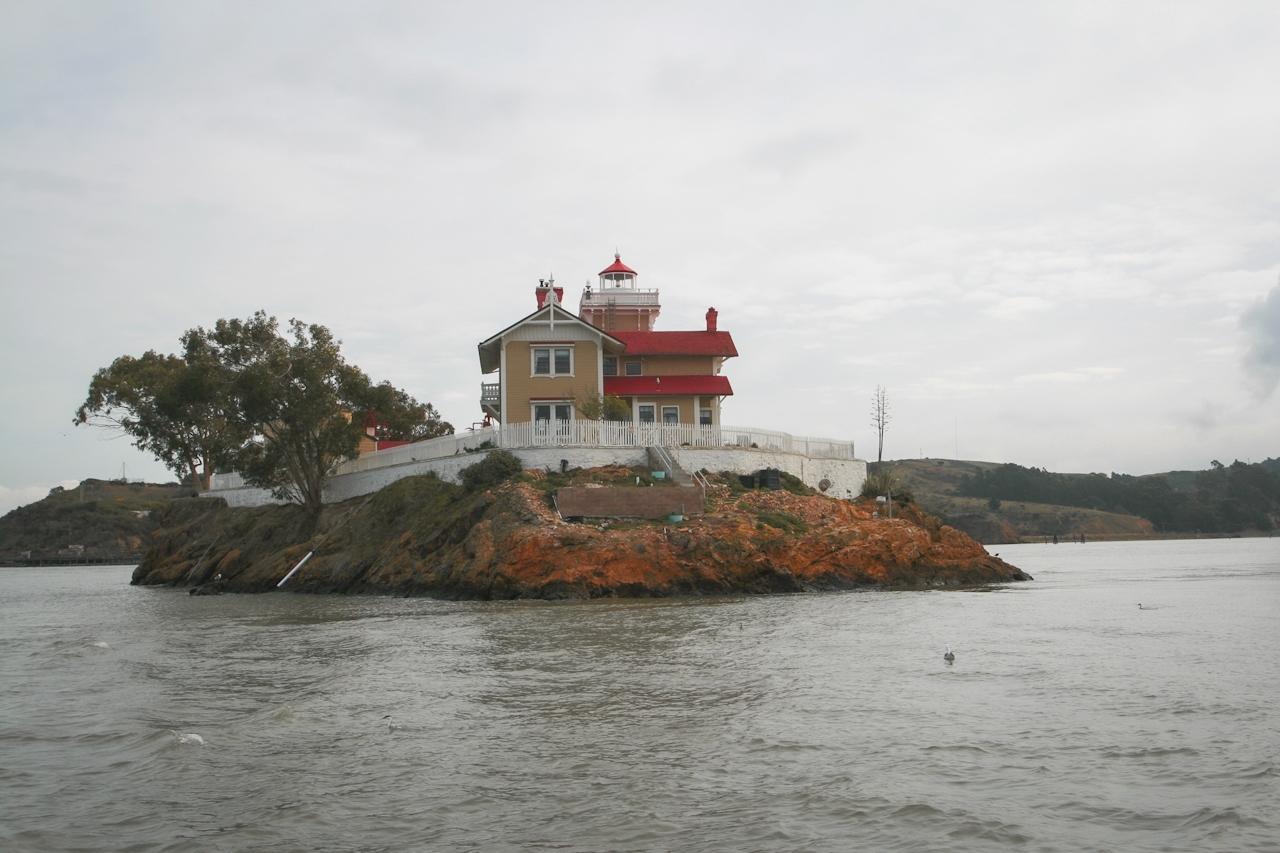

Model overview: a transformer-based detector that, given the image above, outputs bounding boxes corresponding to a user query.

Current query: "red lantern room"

[598,252,638,289]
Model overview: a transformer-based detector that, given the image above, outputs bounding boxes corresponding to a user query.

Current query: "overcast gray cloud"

[2,1,1280,512]
[1242,281,1280,398]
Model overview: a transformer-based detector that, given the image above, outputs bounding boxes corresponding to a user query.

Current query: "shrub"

[861,471,898,499]
[460,449,523,491]
[756,510,809,535]
[779,471,813,496]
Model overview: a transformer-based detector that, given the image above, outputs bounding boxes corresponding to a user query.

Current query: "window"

[638,404,656,423]
[534,403,573,422]
[625,361,642,376]
[700,409,713,426]
[532,347,572,376]
[662,406,679,425]
[603,356,617,376]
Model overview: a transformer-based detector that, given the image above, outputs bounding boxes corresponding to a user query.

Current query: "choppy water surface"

[2,538,1278,852]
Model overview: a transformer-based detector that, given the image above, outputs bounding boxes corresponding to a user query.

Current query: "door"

[554,404,573,440]
[637,403,659,445]
[533,404,552,441]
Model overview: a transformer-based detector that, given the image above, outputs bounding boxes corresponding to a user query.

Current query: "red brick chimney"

[535,278,564,310]
[706,307,718,332]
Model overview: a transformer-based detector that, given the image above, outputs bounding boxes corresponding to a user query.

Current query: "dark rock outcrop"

[133,474,1031,598]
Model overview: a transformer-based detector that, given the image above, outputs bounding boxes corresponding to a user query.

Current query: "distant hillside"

[0,479,194,557]
[883,457,1279,544]
[884,460,1154,544]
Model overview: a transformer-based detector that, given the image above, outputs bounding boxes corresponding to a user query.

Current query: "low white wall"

[203,446,866,507]
[681,448,866,499]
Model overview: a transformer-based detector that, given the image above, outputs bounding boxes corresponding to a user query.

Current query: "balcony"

[579,290,661,308]
[480,383,499,404]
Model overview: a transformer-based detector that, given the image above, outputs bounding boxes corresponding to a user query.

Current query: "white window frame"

[531,345,574,377]
[624,360,642,376]
[700,408,713,426]
[637,403,656,424]
[661,406,679,425]
[532,402,575,422]
[602,356,618,376]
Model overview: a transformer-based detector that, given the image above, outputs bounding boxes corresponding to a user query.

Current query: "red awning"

[604,375,733,397]
[613,330,738,357]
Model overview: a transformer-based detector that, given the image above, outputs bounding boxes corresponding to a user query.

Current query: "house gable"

[478,302,627,425]
[478,304,624,374]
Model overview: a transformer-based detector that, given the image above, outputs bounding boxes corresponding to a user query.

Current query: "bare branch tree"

[870,385,890,472]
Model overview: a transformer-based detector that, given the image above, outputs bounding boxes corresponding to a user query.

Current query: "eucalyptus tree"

[74,346,246,492]
[192,312,452,519]
[78,311,452,519]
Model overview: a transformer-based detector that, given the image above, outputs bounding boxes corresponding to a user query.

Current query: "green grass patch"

[755,510,809,535]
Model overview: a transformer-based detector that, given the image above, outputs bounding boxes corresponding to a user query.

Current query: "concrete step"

[647,446,694,486]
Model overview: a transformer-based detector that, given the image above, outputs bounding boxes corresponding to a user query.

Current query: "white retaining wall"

[682,449,867,499]
[204,446,866,508]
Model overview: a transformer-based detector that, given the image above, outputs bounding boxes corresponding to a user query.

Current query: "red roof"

[613,330,738,357]
[599,254,637,276]
[604,375,733,397]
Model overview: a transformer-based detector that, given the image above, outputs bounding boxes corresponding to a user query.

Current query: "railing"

[669,444,710,500]
[480,383,499,404]
[580,290,660,306]
[207,421,854,491]
[493,421,854,459]
[650,444,678,481]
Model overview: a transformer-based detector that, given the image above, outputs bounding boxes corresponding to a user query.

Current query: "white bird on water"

[943,645,955,662]
[382,715,397,732]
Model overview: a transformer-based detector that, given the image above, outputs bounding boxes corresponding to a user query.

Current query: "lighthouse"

[578,253,661,332]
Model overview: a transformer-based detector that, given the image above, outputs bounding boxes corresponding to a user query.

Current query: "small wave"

[1102,745,1199,759]
[889,803,947,820]
[90,641,111,649]
[946,818,1032,844]
[1180,806,1264,829]
[1236,763,1276,779]
[921,744,989,754]
[172,732,204,746]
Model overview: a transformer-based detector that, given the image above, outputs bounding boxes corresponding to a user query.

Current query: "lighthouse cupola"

[598,252,638,290]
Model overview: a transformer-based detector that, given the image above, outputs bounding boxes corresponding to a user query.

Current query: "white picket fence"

[324,420,854,479]
[493,421,855,458]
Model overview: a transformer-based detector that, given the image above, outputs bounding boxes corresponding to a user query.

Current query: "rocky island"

[133,464,1030,598]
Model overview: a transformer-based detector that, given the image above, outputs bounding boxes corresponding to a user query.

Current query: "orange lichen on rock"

[133,473,1031,598]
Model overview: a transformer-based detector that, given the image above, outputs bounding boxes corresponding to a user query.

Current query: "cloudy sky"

[3,1,1280,513]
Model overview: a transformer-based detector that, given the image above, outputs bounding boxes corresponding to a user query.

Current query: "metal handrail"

[670,443,710,500]
[650,444,678,480]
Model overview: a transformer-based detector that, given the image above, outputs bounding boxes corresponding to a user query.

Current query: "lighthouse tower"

[579,253,661,332]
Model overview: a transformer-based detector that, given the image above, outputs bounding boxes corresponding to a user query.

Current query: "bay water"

[1,538,1277,852]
